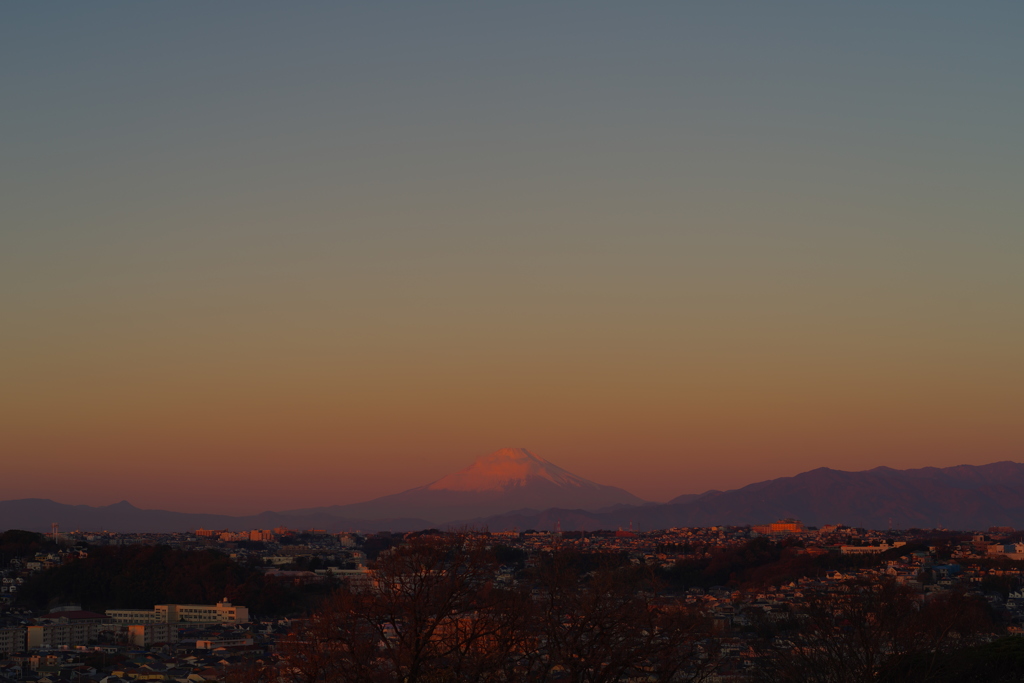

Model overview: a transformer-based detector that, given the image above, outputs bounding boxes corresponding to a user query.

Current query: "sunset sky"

[3,3,1022,515]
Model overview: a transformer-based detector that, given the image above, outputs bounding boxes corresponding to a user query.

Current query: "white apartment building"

[107,599,248,625]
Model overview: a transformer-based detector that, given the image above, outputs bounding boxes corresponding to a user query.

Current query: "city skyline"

[3,3,1022,515]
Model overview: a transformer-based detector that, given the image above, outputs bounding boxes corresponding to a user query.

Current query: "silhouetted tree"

[277,534,533,683]
[18,545,318,616]
[754,578,994,683]
[529,551,718,683]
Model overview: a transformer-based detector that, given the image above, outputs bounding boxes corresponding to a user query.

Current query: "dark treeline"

[0,530,56,566]
[752,578,997,683]
[17,545,329,616]
[886,637,1024,683]
[658,536,945,590]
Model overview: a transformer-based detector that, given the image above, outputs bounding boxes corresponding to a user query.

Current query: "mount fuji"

[288,448,647,524]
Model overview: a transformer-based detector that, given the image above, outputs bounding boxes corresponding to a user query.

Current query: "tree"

[276,534,532,683]
[271,536,719,683]
[754,578,994,683]
[529,552,718,683]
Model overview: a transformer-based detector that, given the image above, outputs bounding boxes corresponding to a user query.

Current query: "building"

[752,519,806,536]
[23,610,112,651]
[196,637,253,650]
[0,627,25,656]
[840,541,906,555]
[126,624,179,647]
[42,610,110,624]
[988,543,1024,560]
[106,599,248,625]
[27,623,103,650]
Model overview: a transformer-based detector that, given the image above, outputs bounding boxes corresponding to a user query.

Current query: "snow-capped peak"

[425,448,595,492]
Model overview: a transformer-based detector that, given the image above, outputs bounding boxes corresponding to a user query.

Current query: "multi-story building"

[195,529,227,538]
[988,543,1024,560]
[0,627,25,655]
[26,623,102,650]
[107,599,248,625]
[43,609,110,624]
[196,636,254,650]
[752,519,806,535]
[126,623,179,647]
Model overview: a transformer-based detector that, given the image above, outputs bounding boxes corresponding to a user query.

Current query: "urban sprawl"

[3,521,1024,682]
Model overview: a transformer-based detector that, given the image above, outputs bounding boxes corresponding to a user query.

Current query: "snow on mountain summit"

[426,447,596,492]
[303,447,646,523]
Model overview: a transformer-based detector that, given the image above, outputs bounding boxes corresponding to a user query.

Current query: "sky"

[2,2,1022,515]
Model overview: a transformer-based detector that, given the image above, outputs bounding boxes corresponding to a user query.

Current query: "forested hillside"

[18,545,329,616]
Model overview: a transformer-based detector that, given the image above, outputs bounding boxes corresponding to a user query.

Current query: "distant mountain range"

[475,461,1024,532]
[4,454,1024,533]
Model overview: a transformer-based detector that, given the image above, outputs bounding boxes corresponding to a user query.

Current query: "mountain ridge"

[472,460,1024,531]
[5,460,1024,534]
